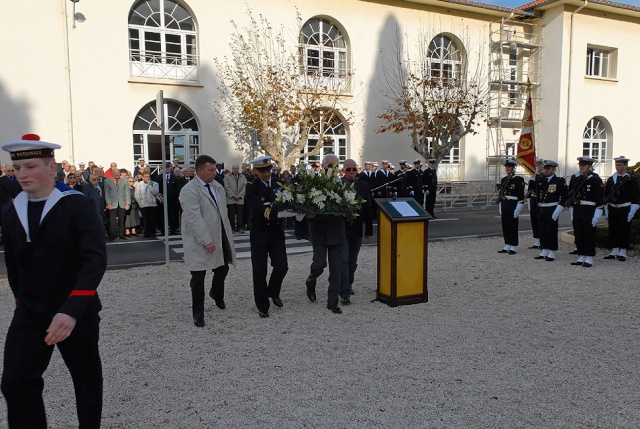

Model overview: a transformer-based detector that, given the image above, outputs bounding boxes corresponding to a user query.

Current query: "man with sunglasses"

[340,159,373,303]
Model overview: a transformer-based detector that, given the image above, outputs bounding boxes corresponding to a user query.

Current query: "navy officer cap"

[543,159,559,168]
[577,156,595,164]
[504,158,518,167]
[614,155,630,163]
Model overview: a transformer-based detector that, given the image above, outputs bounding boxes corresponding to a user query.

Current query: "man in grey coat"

[179,155,236,327]
[104,168,131,240]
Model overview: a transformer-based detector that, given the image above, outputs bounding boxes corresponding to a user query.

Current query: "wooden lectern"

[375,197,430,307]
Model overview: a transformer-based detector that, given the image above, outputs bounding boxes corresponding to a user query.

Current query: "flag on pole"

[516,80,537,176]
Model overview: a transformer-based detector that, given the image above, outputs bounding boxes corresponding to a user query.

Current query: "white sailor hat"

[543,159,559,168]
[2,134,61,161]
[614,155,630,163]
[577,156,596,164]
[504,158,518,167]
[381,159,390,164]
[79,161,85,166]
[250,155,273,169]
[364,160,372,165]
[535,158,544,164]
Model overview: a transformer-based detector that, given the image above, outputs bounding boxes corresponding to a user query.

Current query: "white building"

[0,0,638,179]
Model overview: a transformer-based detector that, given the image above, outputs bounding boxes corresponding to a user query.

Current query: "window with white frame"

[132,100,200,167]
[428,35,463,84]
[128,0,198,82]
[303,110,347,165]
[299,18,348,80]
[586,46,617,79]
[582,117,607,162]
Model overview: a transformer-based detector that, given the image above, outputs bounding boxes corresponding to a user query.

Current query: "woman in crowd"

[125,176,141,236]
[135,170,159,238]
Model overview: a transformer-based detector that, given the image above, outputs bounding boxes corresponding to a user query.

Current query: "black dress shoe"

[259,311,269,318]
[569,249,578,255]
[603,255,616,260]
[327,305,342,314]
[272,297,283,307]
[534,256,546,260]
[570,261,584,266]
[583,262,593,268]
[350,290,355,295]
[214,299,226,310]
[119,235,127,240]
[340,297,351,305]
[497,249,508,254]
[617,256,627,262]
[545,257,555,262]
[508,250,517,255]
[528,245,540,249]
[306,287,316,302]
[193,318,205,327]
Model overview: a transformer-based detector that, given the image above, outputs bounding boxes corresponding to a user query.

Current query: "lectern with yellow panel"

[375,198,430,306]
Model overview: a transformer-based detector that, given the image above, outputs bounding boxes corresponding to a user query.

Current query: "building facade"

[0,0,638,179]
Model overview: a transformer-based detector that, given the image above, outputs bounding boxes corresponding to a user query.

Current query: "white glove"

[425,190,430,196]
[551,205,564,221]
[591,208,603,227]
[527,198,531,211]
[628,204,639,222]
[295,213,306,222]
[513,203,524,218]
[277,210,297,218]
[604,204,609,219]
[570,206,573,222]
[498,202,502,215]
[409,191,414,196]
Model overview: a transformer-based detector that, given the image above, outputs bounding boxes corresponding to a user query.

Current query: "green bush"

[595,219,640,250]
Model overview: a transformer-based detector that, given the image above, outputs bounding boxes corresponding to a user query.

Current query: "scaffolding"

[487,18,543,182]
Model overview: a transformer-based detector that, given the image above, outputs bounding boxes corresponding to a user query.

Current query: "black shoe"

[570,261,584,266]
[508,250,517,255]
[617,256,627,262]
[545,257,555,262]
[583,262,593,268]
[569,249,578,255]
[603,255,616,260]
[534,256,546,260]
[340,297,351,305]
[327,305,342,314]
[259,311,269,318]
[528,245,540,249]
[193,318,205,327]
[306,286,316,303]
[119,235,127,240]
[272,297,283,307]
[350,290,355,295]
[214,299,226,310]
[497,249,508,254]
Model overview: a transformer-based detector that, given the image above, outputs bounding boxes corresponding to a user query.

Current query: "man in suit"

[0,134,106,428]
[305,154,346,314]
[155,162,180,235]
[0,164,22,205]
[245,156,290,318]
[340,159,373,304]
[223,164,247,233]
[82,174,105,220]
[104,168,131,240]
[133,157,147,178]
[179,155,235,327]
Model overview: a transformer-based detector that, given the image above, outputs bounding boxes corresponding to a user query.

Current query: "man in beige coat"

[179,155,236,327]
[223,164,247,233]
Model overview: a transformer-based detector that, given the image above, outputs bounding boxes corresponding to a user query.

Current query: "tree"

[213,8,352,170]
[376,26,488,166]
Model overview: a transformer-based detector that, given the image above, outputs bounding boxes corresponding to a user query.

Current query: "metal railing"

[129,50,199,82]
[434,180,499,210]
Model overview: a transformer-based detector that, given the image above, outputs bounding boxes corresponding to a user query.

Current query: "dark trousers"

[608,206,631,249]
[306,241,342,307]
[141,206,157,238]
[572,205,596,256]
[227,204,244,230]
[250,237,288,313]
[108,207,126,238]
[1,308,102,429]
[537,206,559,250]
[500,200,519,246]
[530,200,540,238]
[412,191,424,209]
[157,201,179,234]
[294,217,309,240]
[341,235,363,299]
[425,191,436,215]
[189,265,229,319]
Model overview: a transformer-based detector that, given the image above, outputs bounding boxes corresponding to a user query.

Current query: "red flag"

[516,83,536,176]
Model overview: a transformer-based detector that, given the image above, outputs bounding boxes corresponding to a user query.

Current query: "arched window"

[428,35,462,84]
[303,110,347,165]
[128,0,198,81]
[132,100,200,166]
[582,118,607,162]
[299,18,348,80]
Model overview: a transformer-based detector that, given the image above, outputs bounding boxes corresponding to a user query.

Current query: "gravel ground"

[0,235,638,428]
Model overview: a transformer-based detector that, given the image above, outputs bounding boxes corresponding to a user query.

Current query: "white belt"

[502,196,518,201]
[579,200,596,206]
[538,202,559,207]
[609,202,631,208]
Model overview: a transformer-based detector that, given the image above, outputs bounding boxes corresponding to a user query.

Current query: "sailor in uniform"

[497,158,526,254]
[532,160,567,261]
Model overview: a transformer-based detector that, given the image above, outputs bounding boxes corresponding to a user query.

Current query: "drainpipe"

[62,0,76,165]
[563,0,587,176]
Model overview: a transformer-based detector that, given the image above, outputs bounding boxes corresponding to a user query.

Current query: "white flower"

[295,193,306,204]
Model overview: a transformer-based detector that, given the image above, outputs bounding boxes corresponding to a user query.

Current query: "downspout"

[62,0,76,165]
[563,0,587,176]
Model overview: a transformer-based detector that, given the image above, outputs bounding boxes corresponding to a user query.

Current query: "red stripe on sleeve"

[69,290,97,297]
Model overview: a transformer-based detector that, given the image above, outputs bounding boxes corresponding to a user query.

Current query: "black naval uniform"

[567,172,604,257]
[394,170,410,197]
[604,173,640,252]
[424,166,438,217]
[374,169,393,198]
[527,173,543,243]
[498,173,526,247]
[1,183,106,428]
[536,175,568,251]
[408,167,425,207]
[245,179,288,314]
